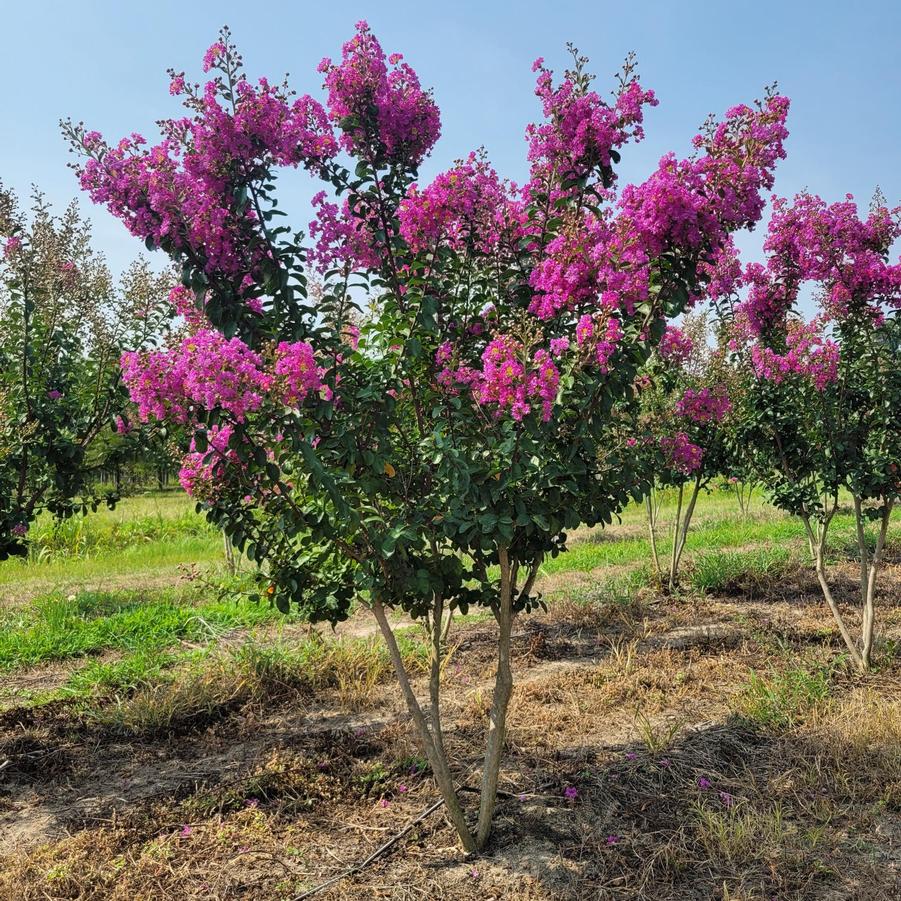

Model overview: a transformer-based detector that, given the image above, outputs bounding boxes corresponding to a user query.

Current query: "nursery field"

[0,489,899,900]
[3,1,900,899]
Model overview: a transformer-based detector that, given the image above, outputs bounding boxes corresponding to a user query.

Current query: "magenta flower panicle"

[319,20,440,169]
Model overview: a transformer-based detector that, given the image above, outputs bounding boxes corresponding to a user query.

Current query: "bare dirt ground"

[1,564,900,900]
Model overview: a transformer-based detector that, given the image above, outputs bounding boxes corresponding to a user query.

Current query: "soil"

[1,563,899,899]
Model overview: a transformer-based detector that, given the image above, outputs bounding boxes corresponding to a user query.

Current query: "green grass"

[0,586,292,671]
[0,493,224,593]
[734,662,834,729]
[614,483,767,524]
[545,503,900,580]
[2,485,898,714]
[43,490,197,527]
[5,487,898,598]
[689,545,794,594]
[82,632,431,735]
[27,510,214,559]
[0,536,224,591]
[61,649,182,698]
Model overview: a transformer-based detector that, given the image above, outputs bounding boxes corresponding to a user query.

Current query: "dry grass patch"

[82,635,429,738]
[588,646,736,711]
[797,687,901,805]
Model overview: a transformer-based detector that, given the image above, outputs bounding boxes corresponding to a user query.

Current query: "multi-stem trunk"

[800,506,866,671]
[668,484,684,593]
[669,474,703,592]
[372,549,539,852]
[799,498,894,672]
[223,531,237,575]
[645,488,661,578]
[475,545,516,848]
[734,480,753,518]
[429,594,449,765]
[853,497,893,669]
[371,597,477,852]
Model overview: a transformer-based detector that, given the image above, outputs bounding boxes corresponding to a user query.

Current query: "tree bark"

[861,502,893,668]
[646,492,661,578]
[223,532,237,575]
[669,476,702,591]
[371,598,476,852]
[428,595,449,765]
[475,545,516,848]
[800,513,866,671]
[668,484,684,593]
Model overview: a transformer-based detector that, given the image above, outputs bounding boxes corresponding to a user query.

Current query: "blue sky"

[4,0,899,277]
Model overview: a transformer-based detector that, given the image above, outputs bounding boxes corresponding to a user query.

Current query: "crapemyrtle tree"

[719,192,900,670]
[0,183,169,558]
[634,313,735,589]
[66,24,789,849]
[713,317,762,519]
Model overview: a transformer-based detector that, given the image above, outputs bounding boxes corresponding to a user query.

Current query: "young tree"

[720,192,900,670]
[634,314,736,589]
[66,25,789,849]
[0,184,169,558]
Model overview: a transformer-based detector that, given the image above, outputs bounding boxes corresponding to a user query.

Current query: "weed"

[356,761,391,795]
[634,710,685,754]
[82,632,430,736]
[62,650,179,698]
[733,662,832,729]
[693,800,792,864]
[87,664,248,735]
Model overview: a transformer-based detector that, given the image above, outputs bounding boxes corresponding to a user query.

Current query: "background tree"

[719,192,901,670]
[88,423,177,493]
[636,313,736,589]
[0,183,170,557]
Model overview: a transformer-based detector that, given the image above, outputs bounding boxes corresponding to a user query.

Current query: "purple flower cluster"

[697,239,743,301]
[618,95,789,264]
[121,330,272,423]
[749,318,840,391]
[528,214,615,320]
[318,21,440,169]
[308,191,381,274]
[574,312,624,371]
[476,337,561,422]
[657,326,694,365]
[73,42,337,282]
[738,192,901,335]
[178,423,236,497]
[168,284,207,331]
[660,431,704,475]
[436,335,561,421]
[272,341,323,407]
[676,386,731,424]
[526,58,657,193]
[525,94,790,373]
[398,153,521,255]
